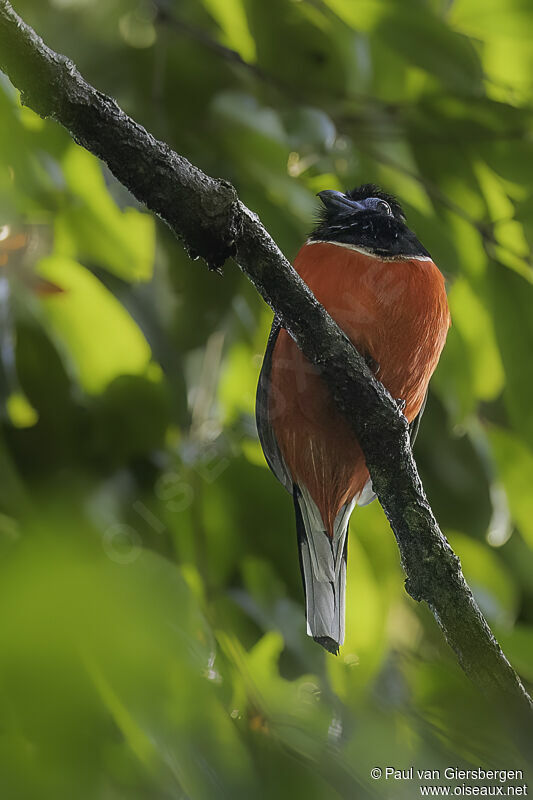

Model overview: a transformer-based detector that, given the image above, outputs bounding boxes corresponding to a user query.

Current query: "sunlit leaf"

[218,341,257,423]
[6,390,38,428]
[37,255,152,394]
[488,426,533,549]
[57,144,155,282]
[203,0,256,61]
[431,324,476,423]
[447,277,504,402]
[323,0,483,91]
[451,0,533,40]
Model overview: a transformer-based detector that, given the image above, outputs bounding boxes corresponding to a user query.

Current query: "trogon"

[256,184,450,654]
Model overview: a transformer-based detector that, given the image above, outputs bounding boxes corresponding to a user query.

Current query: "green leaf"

[445,216,488,280]
[451,0,533,40]
[431,324,476,423]
[203,0,255,61]
[416,398,492,537]
[323,0,483,91]
[448,278,504,403]
[488,426,533,548]
[0,431,27,515]
[92,375,170,463]
[220,631,332,760]
[475,162,529,272]
[218,342,259,424]
[56,144,155,282]
[83,650,158,768]
[211,91,288,146]
[487,262,533,449]
[448,531,518,627]
[37,255,153,394]
[497,625,533,683]
[375,16,482,93]
[327,535,389,699]
[6,391,38,428]
[481,38,533,96]
[284,107,336,152]
[320,0,384,29]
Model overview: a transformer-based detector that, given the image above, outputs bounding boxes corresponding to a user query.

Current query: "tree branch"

[0,0,531,715]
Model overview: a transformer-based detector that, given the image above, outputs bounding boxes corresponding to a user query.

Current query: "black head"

[309,183,430,259]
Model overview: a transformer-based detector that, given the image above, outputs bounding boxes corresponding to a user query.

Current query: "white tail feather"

[296,486,355,651]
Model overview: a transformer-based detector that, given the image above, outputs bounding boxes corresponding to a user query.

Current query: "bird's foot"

[395,398,408,424]
[364,353,380,374]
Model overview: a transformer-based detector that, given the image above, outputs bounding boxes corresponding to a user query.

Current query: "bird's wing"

[255,315,293,493]
[355,390,429,509]
[409,390,428,447]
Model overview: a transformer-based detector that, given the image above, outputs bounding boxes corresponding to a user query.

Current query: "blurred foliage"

[1,0,533,797]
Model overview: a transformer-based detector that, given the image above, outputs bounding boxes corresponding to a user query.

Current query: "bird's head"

[310,183,429,260]
[317,184,406,224]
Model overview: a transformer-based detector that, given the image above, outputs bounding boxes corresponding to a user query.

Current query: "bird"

[256,184,450,655]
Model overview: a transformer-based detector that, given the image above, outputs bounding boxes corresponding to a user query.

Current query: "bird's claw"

[364,353,380,374]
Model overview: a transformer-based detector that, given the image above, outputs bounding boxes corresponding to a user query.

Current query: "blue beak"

[317,190,365,213]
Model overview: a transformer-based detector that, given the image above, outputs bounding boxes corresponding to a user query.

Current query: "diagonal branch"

[0,0,531,716]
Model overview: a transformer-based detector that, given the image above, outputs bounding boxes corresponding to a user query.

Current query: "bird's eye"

[376,200,392,216]
[363,197,393,216]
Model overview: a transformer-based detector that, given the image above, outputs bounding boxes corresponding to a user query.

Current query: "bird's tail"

[293,485,354,654]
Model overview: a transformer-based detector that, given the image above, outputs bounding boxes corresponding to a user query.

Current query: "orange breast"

[269,242,450,534]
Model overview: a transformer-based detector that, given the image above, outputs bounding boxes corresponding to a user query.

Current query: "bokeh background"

[1,0,533,797]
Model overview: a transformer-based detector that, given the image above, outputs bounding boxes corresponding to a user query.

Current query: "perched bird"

[256,184,450,655]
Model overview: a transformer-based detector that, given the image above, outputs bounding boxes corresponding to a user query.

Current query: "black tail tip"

[313,636,340,655]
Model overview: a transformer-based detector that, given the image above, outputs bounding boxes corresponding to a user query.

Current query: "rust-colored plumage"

[269,242,450,535]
